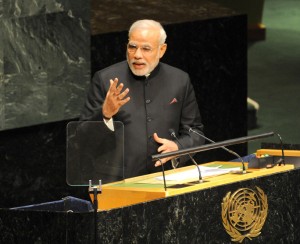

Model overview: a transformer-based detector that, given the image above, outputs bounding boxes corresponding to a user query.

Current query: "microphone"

[169,129,203,183]
[183,125,247,174]
[265,133,285,168]
[276,133,285,166]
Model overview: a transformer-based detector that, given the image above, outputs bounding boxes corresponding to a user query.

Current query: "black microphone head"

[169,128,176,137]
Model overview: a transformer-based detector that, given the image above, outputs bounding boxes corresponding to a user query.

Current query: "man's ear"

[159,43,167,58]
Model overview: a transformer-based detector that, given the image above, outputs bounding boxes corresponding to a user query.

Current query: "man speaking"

[80,19,205,178]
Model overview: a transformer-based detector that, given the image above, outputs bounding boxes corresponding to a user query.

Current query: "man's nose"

[134,47,143,58]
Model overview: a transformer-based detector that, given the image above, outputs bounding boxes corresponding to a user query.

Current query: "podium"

[2,162,300,243]
[90,162,294,211]
[92,163,300,243]
[63,122,300,242]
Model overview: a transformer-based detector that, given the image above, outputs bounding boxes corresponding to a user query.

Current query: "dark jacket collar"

[129,62,161,80]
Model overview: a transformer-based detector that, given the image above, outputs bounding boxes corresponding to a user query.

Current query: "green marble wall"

[0,0,90,131]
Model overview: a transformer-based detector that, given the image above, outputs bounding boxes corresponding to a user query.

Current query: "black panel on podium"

[66,121,124,186]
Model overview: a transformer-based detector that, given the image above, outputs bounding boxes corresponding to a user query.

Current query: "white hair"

[128,19,167,44]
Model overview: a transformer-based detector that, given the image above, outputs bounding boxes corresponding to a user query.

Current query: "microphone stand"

[159,159,167,191]
[276,133,285,166]
[152,132,275,182]
[188,127,246,174]
[152,132,274,161]
[170,129,203,183]
[88,180,102,244]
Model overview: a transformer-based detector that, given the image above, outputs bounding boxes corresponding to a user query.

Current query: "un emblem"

[221,187,268,243]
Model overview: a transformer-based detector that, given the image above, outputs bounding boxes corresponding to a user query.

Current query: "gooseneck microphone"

[183,125,247,174]
[276,133,285,166]
[169,129,203,183]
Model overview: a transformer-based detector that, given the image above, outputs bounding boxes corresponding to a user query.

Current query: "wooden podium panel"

[91,162,294,210]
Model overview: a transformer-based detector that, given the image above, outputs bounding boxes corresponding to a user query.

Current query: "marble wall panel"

[0,0,3,18]
[0,19,3,129]
[0,80,3,129]
[0,0,90,131]
[2,0,65,18]
[4,73,48,129]
[0,18,2,70]
[45,11,90,120]
[2,15,48,74]
[0,0,90,18]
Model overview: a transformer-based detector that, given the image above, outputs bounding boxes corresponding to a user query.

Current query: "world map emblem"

[221,187,268,243]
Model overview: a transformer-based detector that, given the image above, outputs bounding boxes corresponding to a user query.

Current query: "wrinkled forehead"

[129,27,161,45]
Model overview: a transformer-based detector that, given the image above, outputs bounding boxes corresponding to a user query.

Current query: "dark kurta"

[80,61,204,178]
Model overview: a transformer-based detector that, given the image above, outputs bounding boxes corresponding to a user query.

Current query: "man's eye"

[142,47,152,52]
[128,44,137,49]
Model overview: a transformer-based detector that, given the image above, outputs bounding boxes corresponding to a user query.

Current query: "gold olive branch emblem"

[221,187,268,243]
